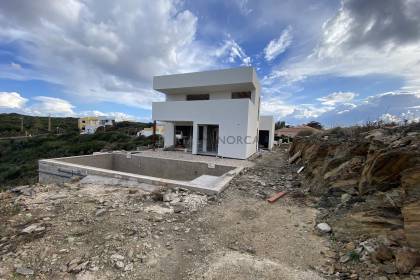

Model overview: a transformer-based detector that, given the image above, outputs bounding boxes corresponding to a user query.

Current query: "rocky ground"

[3,138,418,280]
[289,123,420,279]
[0,146,335,280]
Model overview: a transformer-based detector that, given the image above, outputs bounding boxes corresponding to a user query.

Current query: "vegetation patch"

[0,113,157,189]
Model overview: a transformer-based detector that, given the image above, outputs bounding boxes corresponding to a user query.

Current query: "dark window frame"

[186,94,210,101]
[231,91,252,99]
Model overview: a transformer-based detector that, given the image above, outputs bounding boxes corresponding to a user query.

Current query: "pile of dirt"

[289,123,420,277]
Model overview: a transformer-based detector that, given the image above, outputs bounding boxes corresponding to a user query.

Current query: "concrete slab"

[190,175,224,190]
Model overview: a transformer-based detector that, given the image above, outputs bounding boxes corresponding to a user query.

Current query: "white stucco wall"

[166,94,186,101]
[153,99,252,159]
[245,101,259,157]
[162,122,174,147]
[259,115,275,150]
[210,92,231,100]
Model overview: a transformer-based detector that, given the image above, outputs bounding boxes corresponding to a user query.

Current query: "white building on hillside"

[152,67,274,159]
[79,116,115,134]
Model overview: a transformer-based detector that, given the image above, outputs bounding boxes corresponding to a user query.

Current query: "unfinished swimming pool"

[38,152,242,194]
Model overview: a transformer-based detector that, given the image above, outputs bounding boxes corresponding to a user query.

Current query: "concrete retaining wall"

[52,153,233,181]
[38,152,241,194]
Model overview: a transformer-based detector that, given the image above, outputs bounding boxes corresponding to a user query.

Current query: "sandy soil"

[0,147,331,280]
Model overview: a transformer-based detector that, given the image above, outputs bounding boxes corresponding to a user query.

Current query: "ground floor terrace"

[162,121,272,160]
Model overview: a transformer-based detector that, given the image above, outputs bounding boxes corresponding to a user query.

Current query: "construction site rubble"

[0,147,329,280]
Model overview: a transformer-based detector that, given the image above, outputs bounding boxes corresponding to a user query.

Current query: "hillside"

[0,114,155,189]
[0,113,152,137]
[0,113,78,137]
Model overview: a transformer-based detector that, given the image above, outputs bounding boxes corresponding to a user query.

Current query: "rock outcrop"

[289,124,420,249]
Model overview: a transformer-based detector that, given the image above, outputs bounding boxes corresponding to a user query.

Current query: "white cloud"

[316,91,420,126]
[78,110,141,122]
[260,90,420,126]
[27,96,75,116]
[289,105,332,119]
[235,0,253,16]
[0,93,148,122]
[0,0,250,110]
[260,98,295,117]
[260,0,420,125]
[267,0,420,91]
[260,97,331,121]
[264,26,293,61]
[214,39,252,66]
[0,92,28,109]
[10,62,22,70]
[317,91,357,106]
[379,113,401,123]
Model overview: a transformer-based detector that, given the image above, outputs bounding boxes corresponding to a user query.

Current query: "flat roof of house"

[153,67,259,94]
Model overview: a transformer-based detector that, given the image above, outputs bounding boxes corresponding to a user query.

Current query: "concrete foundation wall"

[38,152,241,194]
[41,152,234,182]
[58,153,113,169]
[112,154,234,181]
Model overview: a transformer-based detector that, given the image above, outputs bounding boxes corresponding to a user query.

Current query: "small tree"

[275,121,286,130]
[306,121,323,130]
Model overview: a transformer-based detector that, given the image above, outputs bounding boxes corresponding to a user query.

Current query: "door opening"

[198,125,219,155]
[174,125,193,151]
[258,130,269,149]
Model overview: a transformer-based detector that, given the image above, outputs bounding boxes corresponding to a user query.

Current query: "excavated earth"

[0,147,334,280]
[289,123,420,279]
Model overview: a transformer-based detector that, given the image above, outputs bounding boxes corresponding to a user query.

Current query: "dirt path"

[183,148,330,280]
[0,148,331,280]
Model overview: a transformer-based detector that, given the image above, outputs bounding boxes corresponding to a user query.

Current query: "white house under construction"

[152,67,274,159]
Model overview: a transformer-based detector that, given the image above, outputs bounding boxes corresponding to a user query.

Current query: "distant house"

[78,116,115,134]
[137,125,165,137]
[275,125,320,138]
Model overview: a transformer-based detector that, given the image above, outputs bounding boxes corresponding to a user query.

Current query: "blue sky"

[0,0,419,125]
